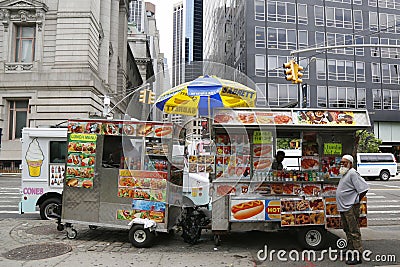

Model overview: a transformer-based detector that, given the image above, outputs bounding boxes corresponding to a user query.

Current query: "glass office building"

[204,0,400,155]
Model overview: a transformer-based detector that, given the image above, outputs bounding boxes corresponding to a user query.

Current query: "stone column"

[98,0,111,84]
[108,0,119,94]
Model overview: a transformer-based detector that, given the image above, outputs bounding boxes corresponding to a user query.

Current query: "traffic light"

[139,89,147,103]
[283,60,296,83]
[148,91,156,104]
[295,63,304,84]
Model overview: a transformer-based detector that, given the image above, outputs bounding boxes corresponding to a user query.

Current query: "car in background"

[356,153,398,181]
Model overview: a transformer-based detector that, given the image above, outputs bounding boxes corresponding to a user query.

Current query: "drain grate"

[3,243,72,260]
[26,225,62,235]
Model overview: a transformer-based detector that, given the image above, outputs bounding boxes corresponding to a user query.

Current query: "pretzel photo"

[296,200,310,211]
[310,212,325,224]
[281,214,295,225]
[295,213,310,224]
[281,200,296,212]
[326,204,338,215]
[310,199,324,211]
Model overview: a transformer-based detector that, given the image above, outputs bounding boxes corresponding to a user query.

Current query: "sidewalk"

[0,218,254,267]
[0,218,399,267]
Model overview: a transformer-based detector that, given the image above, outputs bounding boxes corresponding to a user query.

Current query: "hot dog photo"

[154,125,173,138]
[230,199,265,221]
[253,145,273,158]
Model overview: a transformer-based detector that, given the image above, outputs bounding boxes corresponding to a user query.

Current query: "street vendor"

[336,154,369,265]
[271,150,285,170]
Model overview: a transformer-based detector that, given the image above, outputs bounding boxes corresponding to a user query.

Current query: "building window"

[327,60,355,81]
[353,10,363,30]
[14,25,36,63]
[267,84,297,107]
[255,26,266,48]
[315,6,324,26]
[325,7,353,29]
[370,37,380,57]
[356,61,366,82]
[369,12,378,31]
[297,4,308,25]
[324,32,359,55]
[298,30,308,49]
[328,87,356,108]
[8,100,29,140]
[371,62,381,83]
[267,1,296,24]
[316,58,326,80]
[354,35,364,56]
[317,86,327,107]
[267,28,297,50]
[357,88,366,108]
[255,54,266,76]
[380,38,400,59]
[254,0,265,21]
[382,63,399,84]
[383,89,400,110]
[372,89,382,109]
[256,83,267,106]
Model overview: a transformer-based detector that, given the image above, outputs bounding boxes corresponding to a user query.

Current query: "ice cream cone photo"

[25,138,44,177]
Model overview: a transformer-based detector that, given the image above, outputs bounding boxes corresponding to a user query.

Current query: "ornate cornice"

[0,0,48,31]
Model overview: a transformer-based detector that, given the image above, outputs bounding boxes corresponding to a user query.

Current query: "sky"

[149,0,176,68]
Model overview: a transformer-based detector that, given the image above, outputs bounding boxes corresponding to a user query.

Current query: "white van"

[356,153,398,181]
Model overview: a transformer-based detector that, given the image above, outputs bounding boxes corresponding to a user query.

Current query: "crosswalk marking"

[368,217,400,221]
[0,187,20,190]
[0,211,20,214]
[365,195,386,199]
[368,210,400,214]
[367,200,399,203]
[368,205,400,208]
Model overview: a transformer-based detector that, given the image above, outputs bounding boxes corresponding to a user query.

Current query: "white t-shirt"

[336,168,369,212]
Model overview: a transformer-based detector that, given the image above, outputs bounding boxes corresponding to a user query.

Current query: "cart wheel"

[129,225,155,248]
[214,234,221,246]
[66,229,78,239]
[298,227,326,250]
[89,225,98,230]
[57,224,64,231]
[40,197,61,220]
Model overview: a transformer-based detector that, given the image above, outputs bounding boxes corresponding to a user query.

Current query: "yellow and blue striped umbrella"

[156,76,256,116]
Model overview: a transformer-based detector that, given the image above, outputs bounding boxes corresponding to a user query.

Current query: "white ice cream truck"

[19,127,67,219]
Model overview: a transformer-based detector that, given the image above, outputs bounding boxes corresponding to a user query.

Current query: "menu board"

[116,199,166,223]
[188,155,215,174]
[215,134,250,179]
[321,157,342,179]
[280,198,325,227]
[66,134,97,189]
[297,110,355,125]
[214,111,293,125]
[213,109,370,127]
[68,120,173,139]
[49,164,65,188]
[117,170,167,202]
[230,199,266,221]
[325,196,367,228]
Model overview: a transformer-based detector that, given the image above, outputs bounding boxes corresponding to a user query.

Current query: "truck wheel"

[297,227,326,250]
[40,198,61,220]
[380,170,390,181]
[129,225,155,248]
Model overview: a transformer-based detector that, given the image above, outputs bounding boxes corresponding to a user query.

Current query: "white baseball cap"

[342,154,353,164]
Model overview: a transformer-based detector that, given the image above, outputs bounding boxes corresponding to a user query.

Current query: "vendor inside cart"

[271,150,285,170]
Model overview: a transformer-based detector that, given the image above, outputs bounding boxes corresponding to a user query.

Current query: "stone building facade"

[0,0,133,172]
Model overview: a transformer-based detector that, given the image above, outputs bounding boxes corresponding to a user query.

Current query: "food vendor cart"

[209,108,370,249]
[59,119,183,247]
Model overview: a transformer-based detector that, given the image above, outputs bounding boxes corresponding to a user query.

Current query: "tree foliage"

[356,130,382,153]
